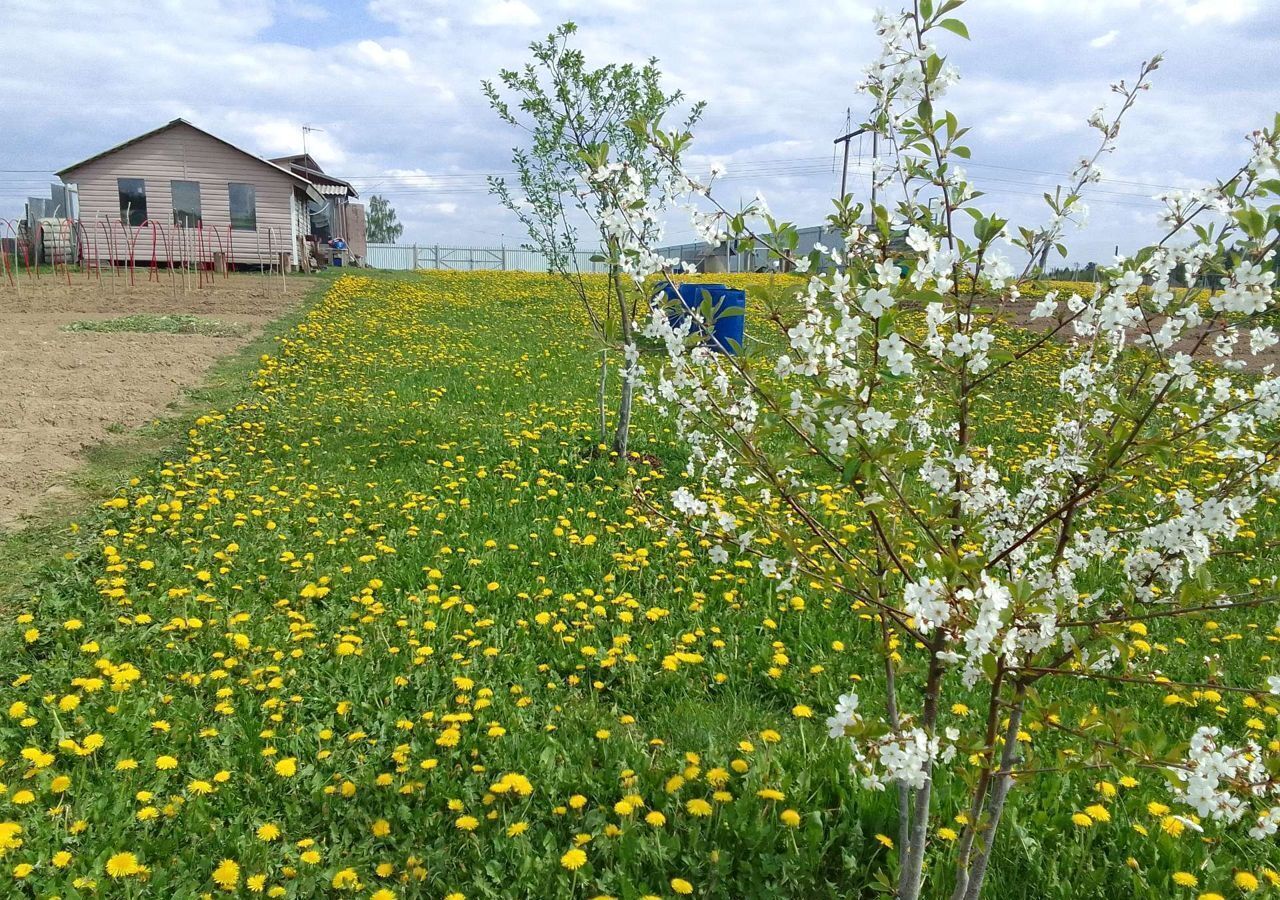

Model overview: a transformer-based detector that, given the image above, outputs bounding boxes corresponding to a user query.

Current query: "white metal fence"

[366,243,608,273]
[656,225,841,273]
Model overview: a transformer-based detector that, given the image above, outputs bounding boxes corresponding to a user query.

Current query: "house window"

[228,183,257,231]
[117,178,147,226]
[171,180,201,227]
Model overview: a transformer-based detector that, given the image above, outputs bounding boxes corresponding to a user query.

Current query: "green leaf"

[936,17,970,39]
[1233,208,1266,240]
[918,97,933,125]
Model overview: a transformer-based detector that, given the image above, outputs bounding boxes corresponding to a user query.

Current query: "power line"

[0,152,1205,196]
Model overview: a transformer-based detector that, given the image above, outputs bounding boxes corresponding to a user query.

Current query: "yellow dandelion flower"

[212,858,240,890]
[560,848,587,871]
[105,852,141,879]
[1235,872,1260,892]
[686,798,713,817]
[331,868,359,889]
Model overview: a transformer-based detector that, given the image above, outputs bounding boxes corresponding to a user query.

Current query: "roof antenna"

[302,125,323,162]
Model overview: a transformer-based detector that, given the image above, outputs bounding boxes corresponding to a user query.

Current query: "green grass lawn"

[0,270,1276,898]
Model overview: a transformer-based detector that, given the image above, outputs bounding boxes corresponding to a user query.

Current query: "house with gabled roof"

[57,119,331,268]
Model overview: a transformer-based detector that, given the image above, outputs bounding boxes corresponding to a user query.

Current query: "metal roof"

[269,156,358,199]
[315,183,353,197]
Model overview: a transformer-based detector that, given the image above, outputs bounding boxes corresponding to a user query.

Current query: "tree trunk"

[882,618,912,871]
[960,696,1026,900]
[610,268,633,458]
[613,370,633,457]
[597,348,609,446]
[950,669,1007,900]
[898,656,945,900]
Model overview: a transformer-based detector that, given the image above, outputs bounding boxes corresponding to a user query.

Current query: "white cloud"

[956,79,1093,142]
[1171,0,1258,25]
[1089,29,1118,48]
[355,39,412,71]
[470,0,539,27]
[995,0,1258,24]
[245,118,348,165]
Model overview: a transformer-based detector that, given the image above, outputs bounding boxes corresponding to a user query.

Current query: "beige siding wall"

[63,123,299,266]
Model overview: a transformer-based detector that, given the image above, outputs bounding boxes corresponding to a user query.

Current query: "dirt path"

[0,274,307,531]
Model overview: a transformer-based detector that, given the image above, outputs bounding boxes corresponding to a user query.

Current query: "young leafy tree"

[484,22,703,457]
[366,194,404,244]
[587,2,1280,897]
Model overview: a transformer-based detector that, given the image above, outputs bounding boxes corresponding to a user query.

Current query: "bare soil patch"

[996,296,1280,373]
[0,274,310,530]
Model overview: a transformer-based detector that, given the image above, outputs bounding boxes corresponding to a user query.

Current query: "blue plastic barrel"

[659,282,745,354]
[661,282,724,320]
[711,287,745,353]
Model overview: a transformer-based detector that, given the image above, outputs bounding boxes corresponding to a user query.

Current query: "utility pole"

[833,125,879,215]
[833,125,868,200]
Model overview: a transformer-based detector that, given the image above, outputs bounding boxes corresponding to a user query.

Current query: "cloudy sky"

[2,0,1276,263]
